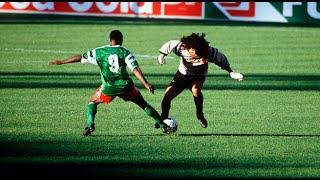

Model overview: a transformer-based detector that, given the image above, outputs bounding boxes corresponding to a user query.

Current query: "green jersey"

[81,45,139,95]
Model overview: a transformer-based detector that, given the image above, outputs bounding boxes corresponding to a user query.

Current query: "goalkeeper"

[49,30,172,136]
[156,33,243,128]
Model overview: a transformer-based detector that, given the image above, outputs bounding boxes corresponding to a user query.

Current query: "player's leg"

[83,86,115,136]
[161,85,184,120]
[189,79,207,128]
[83,92,100,136]
[161,71,186,120]
[120,86,168,130]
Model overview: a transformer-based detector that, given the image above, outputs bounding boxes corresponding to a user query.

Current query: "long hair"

[180,33,210,58]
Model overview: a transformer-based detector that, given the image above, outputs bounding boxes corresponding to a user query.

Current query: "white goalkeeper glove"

[230,72,243,81]
[157,54,166,65]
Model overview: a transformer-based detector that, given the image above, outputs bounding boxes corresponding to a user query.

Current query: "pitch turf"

[0,21,319,178]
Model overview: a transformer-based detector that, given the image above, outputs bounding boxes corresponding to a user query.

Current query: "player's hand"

[230,72,243,81]
[157,54,166,65]
[49,60,63,65]
[145,83,155,94]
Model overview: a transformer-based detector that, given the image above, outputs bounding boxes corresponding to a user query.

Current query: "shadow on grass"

[0,154,318,178]
[1,71,320,91]
[178,133,320,137]
[89,133,320,138]
[0,155,318,178]
[1,132,319,178]
[2,71,320,80]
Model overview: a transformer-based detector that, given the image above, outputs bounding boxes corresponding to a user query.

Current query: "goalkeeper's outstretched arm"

[157,40,181,65]
[209,48,243,81]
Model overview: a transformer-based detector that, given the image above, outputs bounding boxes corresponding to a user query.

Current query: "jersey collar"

[107,45,121,47]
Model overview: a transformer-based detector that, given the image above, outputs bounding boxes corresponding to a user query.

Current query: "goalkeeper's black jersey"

[181,57,208,76]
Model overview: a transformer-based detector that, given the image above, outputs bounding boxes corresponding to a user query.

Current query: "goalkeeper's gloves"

[157,54,166,65]
[230,72,243,81]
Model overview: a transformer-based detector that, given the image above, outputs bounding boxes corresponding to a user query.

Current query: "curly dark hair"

[180,33,210,58]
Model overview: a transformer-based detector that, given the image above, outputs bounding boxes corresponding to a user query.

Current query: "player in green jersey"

[49,30,172,136]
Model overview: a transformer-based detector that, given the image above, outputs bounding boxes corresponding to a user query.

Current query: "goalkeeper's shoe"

[83,125,95,136]
[198,117,208,128]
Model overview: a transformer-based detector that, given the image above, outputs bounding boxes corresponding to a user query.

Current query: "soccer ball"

[163,117,178,133]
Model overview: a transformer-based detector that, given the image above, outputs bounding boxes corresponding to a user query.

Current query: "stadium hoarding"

[0,2,204,19]
[0,2,319,25]
[205,2,320,25]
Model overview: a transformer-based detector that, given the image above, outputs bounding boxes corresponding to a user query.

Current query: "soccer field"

[0,22,319,178]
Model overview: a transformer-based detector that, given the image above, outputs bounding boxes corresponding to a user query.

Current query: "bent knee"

[192,87,202,97]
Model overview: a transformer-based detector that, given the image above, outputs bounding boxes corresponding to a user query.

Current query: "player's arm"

[125,53,154,94]
[49,49,99,66]
[132,67,154,94]
[49,54,82,65]
[209,47,243,81]
[157,40,181,65]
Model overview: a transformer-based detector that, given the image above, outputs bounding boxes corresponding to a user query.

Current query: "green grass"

[0,22,319,178]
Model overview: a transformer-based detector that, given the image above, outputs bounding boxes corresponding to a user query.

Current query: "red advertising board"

[162,2,203,18]
[0,2,203,19]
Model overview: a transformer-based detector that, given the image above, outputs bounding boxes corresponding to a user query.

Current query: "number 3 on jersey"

[108,54,119,73]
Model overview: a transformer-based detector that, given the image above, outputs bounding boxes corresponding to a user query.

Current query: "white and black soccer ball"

[163,117,178,133]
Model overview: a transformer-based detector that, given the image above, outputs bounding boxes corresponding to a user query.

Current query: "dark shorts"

[170,71,206,90]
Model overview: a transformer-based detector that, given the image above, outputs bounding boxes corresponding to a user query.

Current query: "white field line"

[2,47,173,59]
